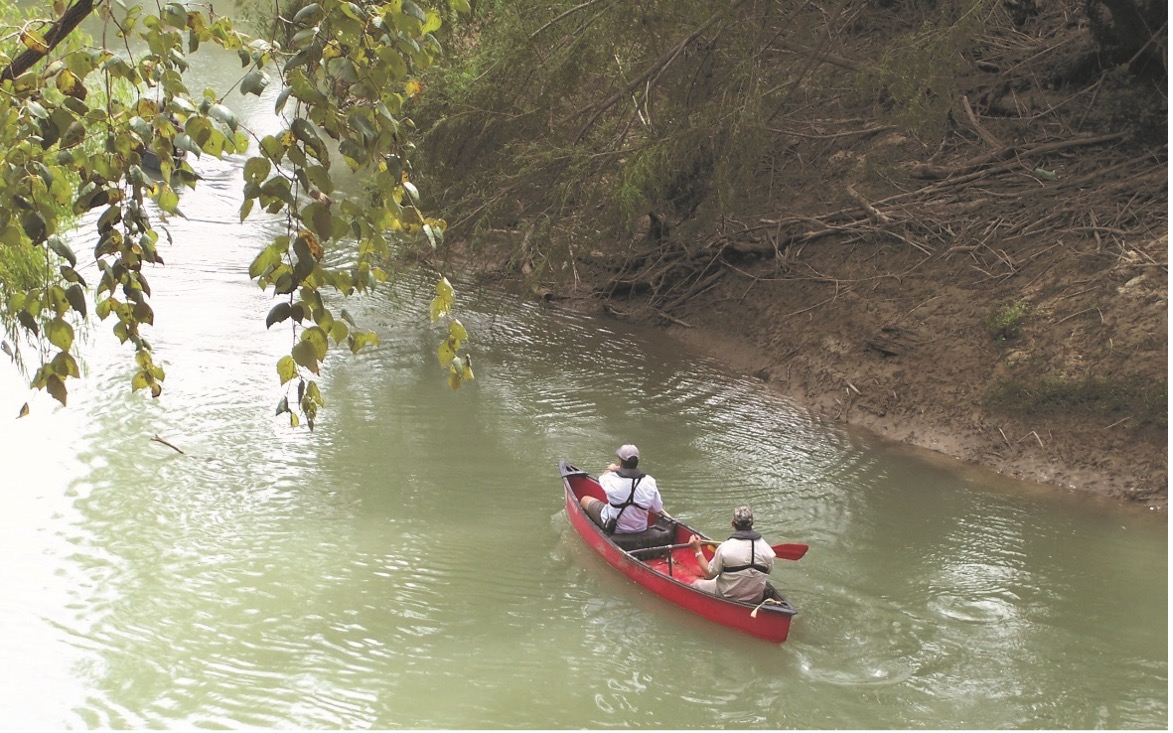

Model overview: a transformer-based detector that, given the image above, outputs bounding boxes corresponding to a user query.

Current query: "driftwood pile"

[600,125,1165,317]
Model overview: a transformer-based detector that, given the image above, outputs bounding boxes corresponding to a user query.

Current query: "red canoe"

[559,460,799,643]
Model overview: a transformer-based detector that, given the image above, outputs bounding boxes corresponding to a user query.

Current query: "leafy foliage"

[412,0,1000,272]
[413,0,1163,288]
[0,0,472,423]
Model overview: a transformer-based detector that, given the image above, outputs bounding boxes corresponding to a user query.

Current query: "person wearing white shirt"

[580,444,664,534]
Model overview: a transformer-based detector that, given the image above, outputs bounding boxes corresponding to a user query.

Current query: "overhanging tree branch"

[1,0,96,83]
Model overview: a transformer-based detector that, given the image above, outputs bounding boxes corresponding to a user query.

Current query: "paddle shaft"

[629,540,808,561]
[564,474,808,560]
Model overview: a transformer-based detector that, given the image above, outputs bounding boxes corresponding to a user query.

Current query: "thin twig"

[151,434,186,455]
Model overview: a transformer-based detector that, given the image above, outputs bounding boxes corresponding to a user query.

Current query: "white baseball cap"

[615,444,640,461]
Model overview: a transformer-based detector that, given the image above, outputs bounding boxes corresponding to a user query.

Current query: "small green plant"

[984,301,1029,341]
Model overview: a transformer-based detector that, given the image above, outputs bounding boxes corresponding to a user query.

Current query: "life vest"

[605,468,648,532]
[720,530,772,574]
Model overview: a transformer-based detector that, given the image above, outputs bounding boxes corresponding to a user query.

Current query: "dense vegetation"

[0,0,472,424]
[414,0,1165,286]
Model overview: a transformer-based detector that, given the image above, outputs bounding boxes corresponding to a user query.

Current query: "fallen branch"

[961,95,1004,150]
[846,184,891,225]
[150,434,186,455]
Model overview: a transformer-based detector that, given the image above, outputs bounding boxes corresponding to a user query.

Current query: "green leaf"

[291,27,318,48]
[248,242,284,279]
[274,86,294,115]
[290,117,325,158]
[261,133,285,160]
[266,301,292,329]
[402,180,419,204]
[276,395,290,415]
[422,9,442,34]
[131,370,150,391]
[348,330,379,354]
[277,355,298,384]
[402,0,427,22]
[97,205,122,232]
[17,309,38,336]
[47,236,77,266]
[340,2,367,20]
[240,69,270,96]
[304,164,333,195]
[59,120,86,149]
[243,156,271,184]
[435,276,455,301]
[293,3,323,25]
[291,339,319,374]
[301,325,329,360]
[46,318,74,351]
[429,276,454,321]
[448,319,468,344]
[21,211,48,243]
[302,201,333,238]
[208,103,239,132]
[46,374,67,406]
[157,186,181,214]
[51,350,80,378]
[65,284,87,317]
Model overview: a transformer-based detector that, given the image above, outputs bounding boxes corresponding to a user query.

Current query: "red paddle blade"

[772,543,808,561]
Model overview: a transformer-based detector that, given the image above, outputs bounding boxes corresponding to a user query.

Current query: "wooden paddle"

[629,540,808,561]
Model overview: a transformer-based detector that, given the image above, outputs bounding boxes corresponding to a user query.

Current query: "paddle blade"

[772,543,808,561]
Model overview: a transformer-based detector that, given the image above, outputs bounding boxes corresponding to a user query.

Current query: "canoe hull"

[560,461,796,643]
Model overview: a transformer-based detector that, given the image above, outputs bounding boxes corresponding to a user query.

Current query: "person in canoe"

[579,444,664,534]
[688,505,778,603]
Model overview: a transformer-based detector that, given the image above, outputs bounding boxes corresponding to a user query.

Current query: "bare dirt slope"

[547,219,1166,510]
[658,231,1165,507]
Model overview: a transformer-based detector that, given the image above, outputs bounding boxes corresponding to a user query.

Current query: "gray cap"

[733,505,754,528]
[615,444,640,461]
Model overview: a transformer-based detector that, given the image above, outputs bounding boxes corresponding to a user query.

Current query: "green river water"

[0,43,1166,730]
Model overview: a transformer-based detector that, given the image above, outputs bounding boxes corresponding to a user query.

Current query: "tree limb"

[1,0,96,83]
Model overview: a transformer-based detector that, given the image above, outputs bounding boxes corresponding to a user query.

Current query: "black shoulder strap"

[721,536,771,574]
[608,475,648,510]
[607,475,648,529]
